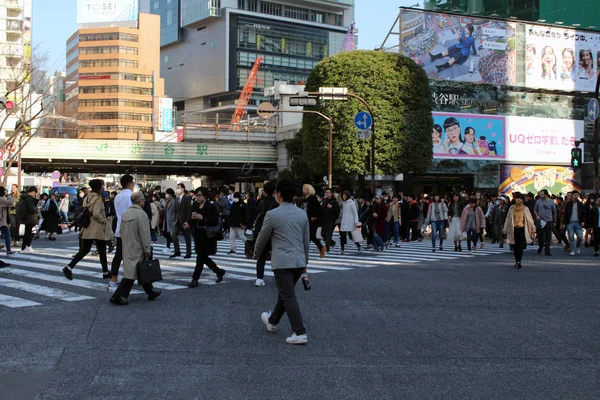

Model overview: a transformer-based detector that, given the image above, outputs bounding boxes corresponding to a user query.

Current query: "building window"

[80,59,138,68]
[79,46,138,55]
[260,1,281,16]
[164,55,169,63]
[154,1,159,9]
[248,0,257,12]
[80,86,153,95]
[167,10,173,25]
[79,99,153,108]
[80,33,138,42]
[210,40,216,49]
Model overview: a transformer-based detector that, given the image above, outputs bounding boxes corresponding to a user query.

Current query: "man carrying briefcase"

[110,191,161,306]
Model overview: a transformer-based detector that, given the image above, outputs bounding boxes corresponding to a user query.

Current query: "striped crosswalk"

[0,235,511,308]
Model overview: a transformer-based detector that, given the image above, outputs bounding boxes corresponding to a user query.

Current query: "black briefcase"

[245,239,256,259]
[137,258,162,285]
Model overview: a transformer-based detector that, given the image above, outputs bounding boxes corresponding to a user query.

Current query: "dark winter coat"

[229,200,248,228]
[322,196,340,224]
[302,195,323,227]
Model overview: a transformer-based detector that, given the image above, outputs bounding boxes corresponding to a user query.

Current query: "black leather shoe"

[62,267,73,280]
[537,247,543,254]
[110,296,129,305]
[102,272,111,279]
[216,270,226,283]
[169,253,181,258]
[188,279,199,288]
[147,290,162,301]
[183,254,192,259]
[0,260,10,268]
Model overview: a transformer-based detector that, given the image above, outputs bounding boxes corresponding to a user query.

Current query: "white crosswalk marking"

[0,234,513,308]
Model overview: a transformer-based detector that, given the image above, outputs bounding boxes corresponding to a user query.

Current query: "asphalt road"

[0,234,598,400]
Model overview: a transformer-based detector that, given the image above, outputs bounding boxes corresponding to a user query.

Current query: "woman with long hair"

[560,48,576,81]
[578,49,594,80]
[339,190,362,255]
[503,192,536,269]
[447,193,464,251]
[460,127,480,155]
[301,184,326,258]
[460,197,486,254]
[8,184,20,248]
[425,194,448,252]
[541,46,557,80]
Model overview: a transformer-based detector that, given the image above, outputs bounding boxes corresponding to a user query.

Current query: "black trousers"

[8,214,17,242]
[513,227,526,263]
[256,246,269,280]
[70,238,108,272]
[114,278,154,298]
[321,222,336,250]
[537,222,553,254]
[192,243,221,280]
[410,221,421,240]
[164,231,172,248]
[21,224,34,249]
[309,222,323,250]
[172,224,191,256]
[269,268,306,335]
[593,227,600,252]
[110,237,123,277]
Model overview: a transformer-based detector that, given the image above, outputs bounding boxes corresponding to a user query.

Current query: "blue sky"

[32,0,417,73]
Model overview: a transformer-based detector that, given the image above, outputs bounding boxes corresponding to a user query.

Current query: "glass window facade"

[79,33,138,42]
[82,126,152,135]
[89,112,153,121]
[80,59,139,68]
[233,15,346,90]
[80,85,153,95]
[79,72,153,82]
[79,99,153,108]
[149,0,181,46]
[80,46,138,55]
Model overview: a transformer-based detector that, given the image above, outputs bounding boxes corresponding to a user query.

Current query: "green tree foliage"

[288,50,433,181]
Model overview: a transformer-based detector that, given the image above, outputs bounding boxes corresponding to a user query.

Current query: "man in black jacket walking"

[170,183,192,259]
[253,181,278,287]
[561,190,586,256]
[228,192,247,255]
[321,188,340,253]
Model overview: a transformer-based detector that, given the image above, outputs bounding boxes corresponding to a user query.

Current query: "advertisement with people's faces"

[432,112,505,160]
[525,25,600,92]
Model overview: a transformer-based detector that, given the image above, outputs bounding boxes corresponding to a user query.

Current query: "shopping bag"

[245,239,256,259]
[316,227,323,239]
[18,224,25,237]
[136,258,162,285]
[351,229,363,243]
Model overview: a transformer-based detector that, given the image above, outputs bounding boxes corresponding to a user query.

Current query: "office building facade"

[64,13,165,140]
[144,0,354,117]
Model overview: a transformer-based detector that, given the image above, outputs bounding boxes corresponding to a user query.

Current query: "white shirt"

[114,188,133,238]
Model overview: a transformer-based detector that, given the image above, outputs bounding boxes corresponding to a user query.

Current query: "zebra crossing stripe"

[0,293,41,308]
[0,277,94,302]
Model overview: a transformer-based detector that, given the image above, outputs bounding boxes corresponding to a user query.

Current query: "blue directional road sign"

[588,98,599,122]
[354,111,372,130]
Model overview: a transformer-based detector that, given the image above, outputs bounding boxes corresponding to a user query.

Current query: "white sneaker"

[20,246,34,254]
[108,280,119,292]
[576,247,581,254]
[255,279,265,287]
[286,333,308,345]
[570,251,575,256]
[161,248,171,254]
[261,311,277,332]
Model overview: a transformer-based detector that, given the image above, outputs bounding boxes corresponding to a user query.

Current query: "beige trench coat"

[121,204,152,280]
[502,205,536,245]
[81,192,107,241]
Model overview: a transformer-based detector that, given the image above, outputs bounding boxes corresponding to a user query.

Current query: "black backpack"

[75,206,91,228]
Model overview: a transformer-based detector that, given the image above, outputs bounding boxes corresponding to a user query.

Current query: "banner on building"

[525,25,600,92]
[432,112,505,160]
[77,0,139,24]
[157,98,173,132]
[400,9,516,85]
[499,164,581,197]
[504,117,584,164]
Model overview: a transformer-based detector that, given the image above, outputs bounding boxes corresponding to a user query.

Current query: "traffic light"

[571,147,582,168]
[0,97,14,110]
[289,96,318,107]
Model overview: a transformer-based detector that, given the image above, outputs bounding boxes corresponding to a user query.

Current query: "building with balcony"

[63,13,165,140]
[141,0,354,120]
[0,0,31,139]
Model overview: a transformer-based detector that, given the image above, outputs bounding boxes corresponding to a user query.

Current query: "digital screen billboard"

[77,0,139,24]
[400,9,516,85]
[499,164,581,197]
[432,112,505,160]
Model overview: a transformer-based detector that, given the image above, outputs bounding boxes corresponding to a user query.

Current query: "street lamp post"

[308,90,377,193]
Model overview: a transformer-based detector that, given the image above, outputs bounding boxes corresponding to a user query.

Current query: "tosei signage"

[77,0,139,24]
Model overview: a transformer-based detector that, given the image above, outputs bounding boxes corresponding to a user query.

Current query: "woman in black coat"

[302,184,326,258]
[42,193,61,241]
[188,188,227,288]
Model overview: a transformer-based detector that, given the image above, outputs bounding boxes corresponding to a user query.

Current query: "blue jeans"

[567,221,583,250]
[61,211,69,225]
[385,220,399,244]
[431,220,444,248]
[466,229,478,251]
[373,232,386,251]
[1,225,11,252]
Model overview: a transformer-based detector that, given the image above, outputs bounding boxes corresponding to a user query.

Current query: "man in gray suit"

[254,179,310,345]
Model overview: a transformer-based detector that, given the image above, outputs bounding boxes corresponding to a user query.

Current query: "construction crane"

[231,56,264,126]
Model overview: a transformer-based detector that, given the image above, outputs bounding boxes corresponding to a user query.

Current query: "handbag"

[136,257,162,285]
[351,229,363,243]
[316,227,323,239]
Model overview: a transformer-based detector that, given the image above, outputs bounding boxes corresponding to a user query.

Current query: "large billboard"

[504,117,584,164]
[499,164,581,197]
[432,112,505,160]
[525,25,600,92]
[77,0,139,24]
[400,10,516,85]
